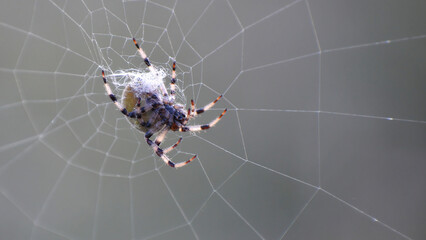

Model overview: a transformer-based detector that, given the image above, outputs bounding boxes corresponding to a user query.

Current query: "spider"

[101,38,227,168]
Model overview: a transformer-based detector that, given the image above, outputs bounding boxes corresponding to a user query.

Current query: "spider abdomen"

[121,86,154,133]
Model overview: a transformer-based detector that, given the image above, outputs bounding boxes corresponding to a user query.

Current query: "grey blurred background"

[0,0,425,239]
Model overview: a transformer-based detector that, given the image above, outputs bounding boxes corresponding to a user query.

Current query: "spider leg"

[136,97,141,109]
[154,129,183,153]
[143,109,159,128]
[102,70,153,121]
[133,38,154,71]
[180,108,227,132]
[163,137,183,154]
[189,95,223,118]
[136,98,157,118]
[145,131,195,168]
[128,98,142,119]
[188,99,195,116]
[133,38,169,96]
[128,103,154,119]
[102,71,159,124]
[102,70,130,116]
[153,129,183,153]
[170,61,177,98]
[154,129,168,146]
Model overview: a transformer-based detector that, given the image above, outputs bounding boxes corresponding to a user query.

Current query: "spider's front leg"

[145,130,196,168]
[188,95,223,118]
[180,108,227,132]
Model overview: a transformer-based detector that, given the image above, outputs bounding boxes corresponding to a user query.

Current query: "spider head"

[173,108,189,125]
[165,104,188,131]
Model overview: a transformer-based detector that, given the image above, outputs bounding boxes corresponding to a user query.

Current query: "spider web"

[1,0,426,239]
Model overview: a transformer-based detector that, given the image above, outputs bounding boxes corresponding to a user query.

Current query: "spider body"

[121,86,188,134]
[101,38,227,168]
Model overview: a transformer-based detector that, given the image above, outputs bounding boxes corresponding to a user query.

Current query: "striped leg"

[154,129,168,146]
[133,38,168,96]
[128,98,142,119]
[163,137,182,154]
[154,129,183,153]
[153,129,183,153]
[188,99,195,116]
[129,104,154,120]
[102,70,129,116]
[146,131,195,168]
[103,72,151,126]
[133,38,154,72]
[180,108,227,132]
[189,95,223,118]
[144,109,160,128]
[170,61,177,97]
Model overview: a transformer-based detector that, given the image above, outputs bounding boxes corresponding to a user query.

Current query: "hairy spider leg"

[144,108,160,128]
[128,97,143,119]
[188,99,195,116]
[163,137,183,154]
[170,61,177,98]
[145,130,196,168]
[102,70,132,116]
[133,38,168,96]
[154,129,168,146]
[181,108,227,132]
[140,96,160,114]
[103,71,149,124]
[189,95,223,118]
[153,129,183,153]
[133,38,154,71]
